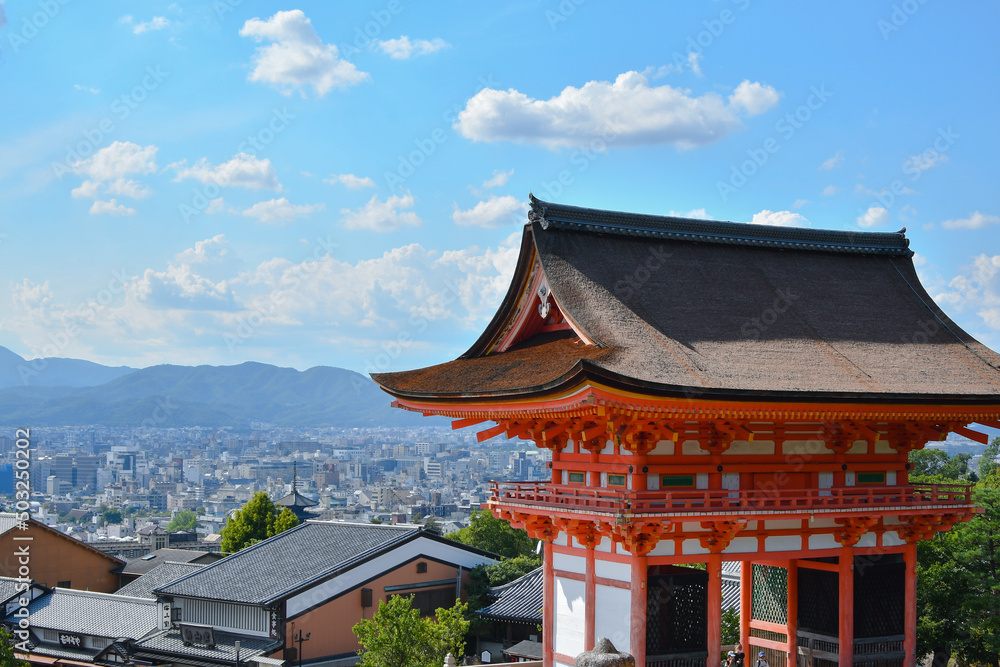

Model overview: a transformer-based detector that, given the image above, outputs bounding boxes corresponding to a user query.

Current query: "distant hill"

[0,348,432,427]
[0,347,135,389]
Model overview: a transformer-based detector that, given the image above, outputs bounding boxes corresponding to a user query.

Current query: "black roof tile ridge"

[50,588,155,604]
[528,194,912,256]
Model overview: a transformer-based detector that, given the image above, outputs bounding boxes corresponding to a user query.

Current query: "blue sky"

[1,1,998,375]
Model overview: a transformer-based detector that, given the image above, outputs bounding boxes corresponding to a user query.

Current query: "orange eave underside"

[387,381,1000,424]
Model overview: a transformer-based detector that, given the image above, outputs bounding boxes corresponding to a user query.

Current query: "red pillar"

[903,543,917,667]
[585,546,596,651]
[740,560,752,649]
[630,556,647,667]
[838,547,854,667]
[707,554,722,667]
[543,542,554,667]
[786,560,798,666]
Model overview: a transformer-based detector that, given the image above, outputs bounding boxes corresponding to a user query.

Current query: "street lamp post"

[234,640,241,667]
[293,630,310,667]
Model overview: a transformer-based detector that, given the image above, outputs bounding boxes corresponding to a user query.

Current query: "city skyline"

[2,2,998,375]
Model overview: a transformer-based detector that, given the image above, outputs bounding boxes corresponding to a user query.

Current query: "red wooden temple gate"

[374,196,999,667]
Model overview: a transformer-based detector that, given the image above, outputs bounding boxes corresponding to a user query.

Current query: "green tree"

[0,626,28,667]
[101,507,122,524]
[166,510,198,532]
[916,441,1000,666]
[353,594,469,667]
[219,492,299,553]
[721,607,740,645]
[447,509,536,559]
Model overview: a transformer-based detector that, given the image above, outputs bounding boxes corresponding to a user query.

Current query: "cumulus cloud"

[90,199,136,216]
[453,195,526,228]
[857,206,890,228]
[239,10,367,97]
[940,211,1000,231]
[482,169,514,189]
[170,153,281,190]
[340,192,421,232]
[669,208,709,219]
[324,173,375,189]
[241,198,325,224]
[727,80,781,116]
[455,71,781,150]
[751,210,809,227]
[903,150,949,175]
[73,141,157,182]
[792,199,809,209]
[121,15,170,34]
[933,255,1000,333]
[377,36,450,59]
[819,152,844,170]
[822,185,838,196]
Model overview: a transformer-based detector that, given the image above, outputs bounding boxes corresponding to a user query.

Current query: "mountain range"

[0,347,432,428]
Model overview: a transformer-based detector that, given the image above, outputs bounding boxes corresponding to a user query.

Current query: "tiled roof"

[0,513,22,536]
[504,639,543,660]
[19,639,101,662]
[158,521,423,604]
[117,561,207,599]
[134,629,281,665]
[477,567,542,623]
[121,548,217,575]
[275,489,318,508]
[3,588,159,639]
[0,576,27,604]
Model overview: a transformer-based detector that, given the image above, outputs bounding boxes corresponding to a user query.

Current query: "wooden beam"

[451,417,485,430]
[953,425,989,444]
[476,423,507,442]
[975,420,1000,430]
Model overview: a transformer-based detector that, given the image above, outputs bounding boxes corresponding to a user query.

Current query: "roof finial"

[292,461,297,491]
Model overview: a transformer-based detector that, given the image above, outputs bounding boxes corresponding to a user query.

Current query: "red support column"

[838,547,854,667]
[630,556,647,667]
[544,542,554,667]
[585,547,596,651]
[707,554,723,667]
[787,560,798,666]
[903,543,917,667]
[740,560,752,650]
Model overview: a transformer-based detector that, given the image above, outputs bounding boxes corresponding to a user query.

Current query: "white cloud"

[73,141,157,182]
[728,80,779,116]
[453,195,527,228]
[74,84,100,94]
[106,178,152,199]
[688,52,703,77]
[483,169,514,189]
[176,234,229,265]
[340,192,421,232]
[239,10,367,97]
[819,151,844,170]
[455,71,781,150]
[792,199,809,209]
[669,208,709,219]
[170,153,281,190]
[933,255,1000,334]
[377,36,450,60]
[205,198,227,215]
[822,185,838,196]
[133,16,169,34]
[903,150,949,175]
[751,210,809,227]
[71,180,101,199]
[90,199,136,216]
[324,173,375,189]
[857,206,890,228]
[241,198,324,224]
[941,211,1000,231]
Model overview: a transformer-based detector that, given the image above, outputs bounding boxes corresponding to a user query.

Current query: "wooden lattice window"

[751,564,788,625]
[661,475,694,488]
[607,474,626,487]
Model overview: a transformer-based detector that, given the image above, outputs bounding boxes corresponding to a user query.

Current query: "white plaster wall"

[847,441,867,455]
[856,532,877,548]
[647,474,659,490]
[601,441,615,455]
[682,539,709,555]
[845,472,856,486]
[553,532,568,546]
[696,473,709,489]
[554,552,587,575]
[887,470,897,485]
[595,559,631,582]
[650,440,674,456]
[722,441,775,456]
[874,441,895,454]
[808,533,840,550]
[882,531,905,546]
[595,536,612,553]
[682,441,709,455]
[722,537,758,554]
[782,440,826,456]
[883,516,901,526]
[765,520,801,530]
[648,540,675,557]
[810,518,838,528]
[555,577,586,658]
[765,535,802,552]
[595,584,631,654]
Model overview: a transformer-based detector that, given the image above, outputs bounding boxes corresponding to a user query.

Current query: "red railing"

[488,481,973,515]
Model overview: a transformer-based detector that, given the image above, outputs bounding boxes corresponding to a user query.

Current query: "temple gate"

[374,196,999,667]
